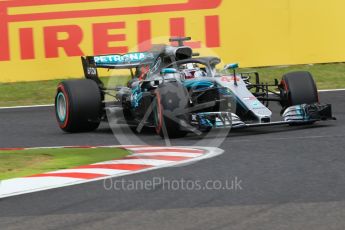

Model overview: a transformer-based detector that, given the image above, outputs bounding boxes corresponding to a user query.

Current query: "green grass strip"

[0,147,129,180]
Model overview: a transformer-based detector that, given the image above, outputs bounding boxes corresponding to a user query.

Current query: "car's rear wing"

[81,52,155,85]
[81,40,194,85]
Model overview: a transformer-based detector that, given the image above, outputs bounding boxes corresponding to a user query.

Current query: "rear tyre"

[55,79,102,132]
[280,71,319,107]
[153,82,189,139]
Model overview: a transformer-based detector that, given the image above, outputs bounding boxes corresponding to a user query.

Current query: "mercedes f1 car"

[55,37,335,138]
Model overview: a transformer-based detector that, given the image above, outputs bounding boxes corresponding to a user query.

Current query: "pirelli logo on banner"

[0,0,222,62]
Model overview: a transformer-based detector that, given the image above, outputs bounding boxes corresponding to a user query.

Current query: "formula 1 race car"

[55,37,335,138]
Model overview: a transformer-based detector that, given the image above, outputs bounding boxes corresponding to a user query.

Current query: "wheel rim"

[56,92,67,122]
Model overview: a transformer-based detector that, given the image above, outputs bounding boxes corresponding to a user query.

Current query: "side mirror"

[224,63,239,86]
[224,63,239,70]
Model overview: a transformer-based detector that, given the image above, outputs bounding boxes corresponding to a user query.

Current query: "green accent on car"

[56,92,67,122]
[161,68,178,74]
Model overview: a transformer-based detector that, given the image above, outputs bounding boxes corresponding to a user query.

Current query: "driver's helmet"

[181,63,207,79]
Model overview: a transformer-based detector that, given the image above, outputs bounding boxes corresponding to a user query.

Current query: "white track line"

[131,152,203,157]
[318,88,345,92]
[44,168,129,175]
[132,152,203,157]
[0,104,54,110]
[0,177,80,196]
[92,159,173,166]
[125,147,203,151]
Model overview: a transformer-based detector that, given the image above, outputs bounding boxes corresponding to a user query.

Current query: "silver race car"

[55,37,335,138]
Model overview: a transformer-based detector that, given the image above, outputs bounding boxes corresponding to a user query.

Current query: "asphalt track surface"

[1,91,345,230]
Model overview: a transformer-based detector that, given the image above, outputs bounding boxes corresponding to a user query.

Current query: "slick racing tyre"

[55,79,102,132]
[153,82,189,139]
[280,71,319,107]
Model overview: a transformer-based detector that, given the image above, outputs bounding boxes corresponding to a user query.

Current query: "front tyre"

[55,79,102,132]
[280,71,319,107]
